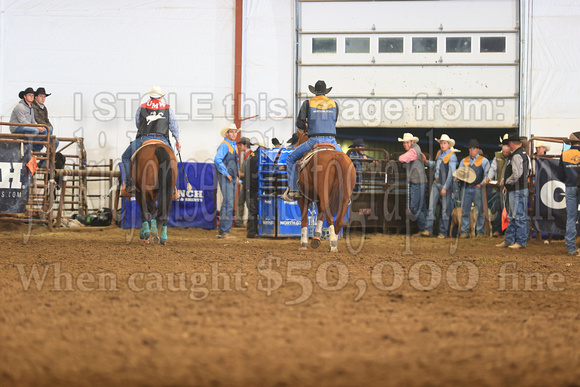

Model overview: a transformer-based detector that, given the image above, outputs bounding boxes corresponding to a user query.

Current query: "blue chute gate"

[257,147,348,238]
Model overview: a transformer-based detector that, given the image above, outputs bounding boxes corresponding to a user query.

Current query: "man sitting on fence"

[31,87,59,151]
[10,87,53,153]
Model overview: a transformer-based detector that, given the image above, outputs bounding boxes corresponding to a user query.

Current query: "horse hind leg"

[298,198,309,250]
[311,210,324,249]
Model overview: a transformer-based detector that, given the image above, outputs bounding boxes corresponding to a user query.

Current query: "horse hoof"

[140,232,150,240]
[299,246,307,251]
[329,247,338,253]
[311,237,321,249]
[160,238,167,246]
[151,236,160,244]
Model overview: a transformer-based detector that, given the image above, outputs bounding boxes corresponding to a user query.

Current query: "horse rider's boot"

[281,187,299,202]
[140,221,150,240]
[160,226,168,245]
[150,219,158,237]
[121,179,135,198]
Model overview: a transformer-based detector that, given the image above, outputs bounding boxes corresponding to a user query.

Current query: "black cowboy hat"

[34,87,51,97]
[272,138,281,146]
[502,132,522,145]
[18,87,35,99]
[287,133,300,144]
[467,139,480,148]
[348,138,367,148]
[308,80,332,95]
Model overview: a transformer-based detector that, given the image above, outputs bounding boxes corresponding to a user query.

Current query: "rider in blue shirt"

[282,80,343,202]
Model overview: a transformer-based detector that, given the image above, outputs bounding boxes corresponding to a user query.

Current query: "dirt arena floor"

[1,224,579,387]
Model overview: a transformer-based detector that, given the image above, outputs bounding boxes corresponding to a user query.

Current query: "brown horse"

[131,140,177,245]
[294,130,356,252]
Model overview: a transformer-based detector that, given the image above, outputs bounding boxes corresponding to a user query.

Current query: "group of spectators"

[9,87,58,161]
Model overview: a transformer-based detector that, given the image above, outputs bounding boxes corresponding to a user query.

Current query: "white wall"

[0,0,295,169]
[526,0,580,144]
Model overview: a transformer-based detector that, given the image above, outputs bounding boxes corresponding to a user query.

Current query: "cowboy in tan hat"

[557,131,580,255]
[214,123,241,238]
[398,133,428,233]
[121,86,181,197]
[496,132,529,249]
[457,139,490,238]
[282,80,343,202]
[422,134,458,238]
[534,140,551,156]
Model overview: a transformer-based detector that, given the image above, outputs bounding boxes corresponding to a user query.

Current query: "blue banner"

[121,162,216,229]
[0,142,32,214]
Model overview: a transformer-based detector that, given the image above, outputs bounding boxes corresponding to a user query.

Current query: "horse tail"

[328,152,356,214]
[154,146,172,193]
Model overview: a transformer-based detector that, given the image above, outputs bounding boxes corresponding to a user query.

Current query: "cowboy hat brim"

[398,136,419,143]
[436,137,455,147]
[308,85,332,95]
[453,166,477,184]
[220,125,241,138]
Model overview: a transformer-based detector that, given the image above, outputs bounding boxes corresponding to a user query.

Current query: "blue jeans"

[218,173,236,235]
[461,186,485,235]
[286,136,343,191]
[121,135,171,183]
[564,186,580,253]
[425,182,452,236]
[505,189,529,246]
[13,126,59,152]
[409,182,427,231]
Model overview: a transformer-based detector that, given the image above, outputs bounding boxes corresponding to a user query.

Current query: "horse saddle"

[297,143,336,172]
[130,139,168,162]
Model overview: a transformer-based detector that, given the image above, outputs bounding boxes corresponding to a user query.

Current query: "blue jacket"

[558,145,580,187]
[296,95,338,137]
[461,155,490,187]
[214,138,239,178]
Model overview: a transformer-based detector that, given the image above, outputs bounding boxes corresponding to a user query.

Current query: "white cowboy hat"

[436,134,455,148]
[450,147,461,153]
[147,86,166,98]
[535,140,551,152]
[220,123,241,138]
[398,133,419,143]
[453,166,477,184]
[253,141,268,149]
[499,133,509,147]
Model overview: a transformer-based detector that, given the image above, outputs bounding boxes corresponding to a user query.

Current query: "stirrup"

[121,182,135,198]
[281,188,298,202]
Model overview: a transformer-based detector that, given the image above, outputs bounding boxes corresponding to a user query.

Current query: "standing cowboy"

[458,139,490,238]
[398,133,428,233]
[422,134,458,238]
[282,80,343,202]
[557,132,580,255]
[484,134,511,236]
[121,86,180,197]
[496,132,529,249]
[214,123,241,238]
